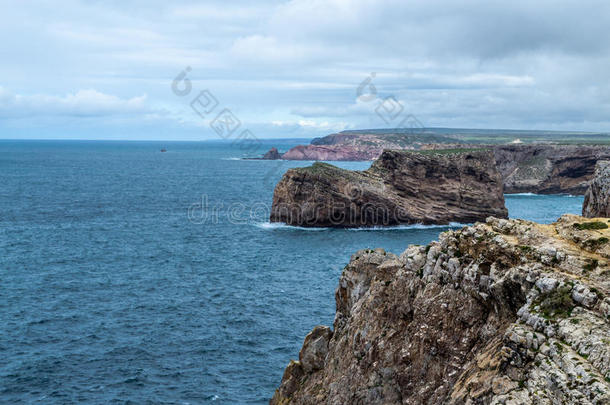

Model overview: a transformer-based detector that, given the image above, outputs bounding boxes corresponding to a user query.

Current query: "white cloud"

[0,87,152,118]
[1,0,610,138]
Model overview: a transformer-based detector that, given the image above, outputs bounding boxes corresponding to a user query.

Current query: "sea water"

[0,140,584,404]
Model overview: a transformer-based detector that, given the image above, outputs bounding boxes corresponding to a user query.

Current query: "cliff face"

[270,149,507,227]
[271,215,610,405]
[263,140,610,195]
[280,145,382,161]
[583,161,610,218]
[494,145,610,195]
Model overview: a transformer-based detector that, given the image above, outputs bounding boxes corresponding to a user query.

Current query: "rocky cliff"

[270,149,507,227]
[263,142,610,195]
[281,144,382,161]
[583,161,610,218]
[494,145,610,195]
[271,215,610,404]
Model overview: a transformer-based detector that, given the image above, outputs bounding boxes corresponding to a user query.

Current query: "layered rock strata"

[270,149,507,227]
[583,160,610,218]
[271,215,610,404]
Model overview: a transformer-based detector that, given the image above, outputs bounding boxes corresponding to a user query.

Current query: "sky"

[1,0,610,140]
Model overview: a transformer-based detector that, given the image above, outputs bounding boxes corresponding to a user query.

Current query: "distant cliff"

[583,160,610,217]
[271,215,610,404]
[262,137,610,195]
[494,145,610,195]
[270,149,507,227]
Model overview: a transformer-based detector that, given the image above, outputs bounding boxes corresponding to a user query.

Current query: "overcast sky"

[1,0,610,140]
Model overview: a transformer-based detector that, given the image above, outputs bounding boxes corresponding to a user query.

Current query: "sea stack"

[271,215,610,404]
[583,160,610,218]
[262,147,282,160]
[270,149,508,227]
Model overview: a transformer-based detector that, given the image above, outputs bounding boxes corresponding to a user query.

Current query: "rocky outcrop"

[270,149,507,227]
[266,141,610,195]
[263,147,282,160]
[280,144,382,161]
[583,161,610,218]
[494,145,610,195]
[271,215,610,404]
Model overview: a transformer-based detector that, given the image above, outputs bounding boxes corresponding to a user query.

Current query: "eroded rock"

[583,160,610,218]
[270,149,508,227]
[270,216,610,405]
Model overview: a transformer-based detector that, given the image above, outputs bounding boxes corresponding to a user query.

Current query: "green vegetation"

[408,148,489,156]
[533,285,575,319]
[583,259,599,272]
[573,221,609,230]
[584,237,609,250]
[336,127,610,145]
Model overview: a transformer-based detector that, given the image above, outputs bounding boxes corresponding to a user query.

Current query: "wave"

[506,192,583,198]
[254,221,468,231]
[254,222,329,231]
[346,222,469,231]
[220,157,243,161]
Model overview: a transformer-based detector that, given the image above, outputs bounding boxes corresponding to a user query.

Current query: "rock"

[262,147,282,160]
[272,131,610,195]
[571,284,598,308]
[494,145,610,195]
[270,216,610,404]
[270,149,508,227]
[299,326,332,373]
[280,144,382,161]
[535,276,559,294]
[583,160,610,217]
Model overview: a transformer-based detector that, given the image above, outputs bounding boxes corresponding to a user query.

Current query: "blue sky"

[1,0,610,140]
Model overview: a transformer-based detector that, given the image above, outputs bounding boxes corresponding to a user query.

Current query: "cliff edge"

[270,149,507,227]
[583,161,610,218]
[271,215,610,404]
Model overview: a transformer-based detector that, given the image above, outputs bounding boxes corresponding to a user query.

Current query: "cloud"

[0,87,152,118]
[1,0,610,138]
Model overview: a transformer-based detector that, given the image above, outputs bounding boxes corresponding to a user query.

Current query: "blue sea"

[0,140,584,404]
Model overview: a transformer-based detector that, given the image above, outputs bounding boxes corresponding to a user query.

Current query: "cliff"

[583,161,610,218]
[271,215,610,404]
[281,144,382,161]
[270,149,507,227]
[263,141,610,195]
[494,145,610,195]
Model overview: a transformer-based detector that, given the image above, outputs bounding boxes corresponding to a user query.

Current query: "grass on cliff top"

[298,162,366,178]
[406,147,489,155]
[573,221,609,230]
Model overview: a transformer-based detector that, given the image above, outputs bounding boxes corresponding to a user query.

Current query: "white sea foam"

[346,222,469,231]
[506,192,537,196]
[255,222,329,231]
[254,221,468,231]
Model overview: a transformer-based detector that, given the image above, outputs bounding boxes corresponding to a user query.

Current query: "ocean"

[0,140,585,404]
